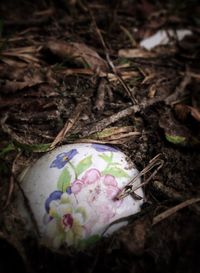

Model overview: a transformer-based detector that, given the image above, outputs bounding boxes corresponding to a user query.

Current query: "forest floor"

[0,1,200,273]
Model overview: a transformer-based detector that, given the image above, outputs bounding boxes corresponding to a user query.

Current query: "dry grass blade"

[0,57,28,68]
[89,126,137,138]
[108,70,139,82]
[59,67,139,82]
[118,48,155,58]
[2,46,41,54]
[80,105,139,137]
[79,126,141,143]
[153,197,200,225]
[106,50,138,104]
[1,46,42,66]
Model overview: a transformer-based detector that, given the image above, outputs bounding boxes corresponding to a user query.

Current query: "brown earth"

[0,1,200,273]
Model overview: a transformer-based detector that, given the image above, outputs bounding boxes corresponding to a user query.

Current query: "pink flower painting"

[71,168,122,224]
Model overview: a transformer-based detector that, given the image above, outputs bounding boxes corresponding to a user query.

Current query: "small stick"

[51,102,86,148]
[106,52,138,104]
[89,9,138,105]
[80,105,139,137]
[94,78,106,111]
[165,69,191,105]
[153,197,200,225]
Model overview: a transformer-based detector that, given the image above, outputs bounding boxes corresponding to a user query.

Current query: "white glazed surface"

[18,143,144,248]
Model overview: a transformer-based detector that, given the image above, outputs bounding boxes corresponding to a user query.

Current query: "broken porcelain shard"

[140,29,192,50]
[17,143,144,249]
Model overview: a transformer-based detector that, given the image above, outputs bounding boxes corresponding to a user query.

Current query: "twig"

[165,70,191,105]
[50,102,86,148]
[94,78,106,111]
[80,105,139,137]
[153,197,200,225]
[89,9,138,104]
[106,53,138,104]
[116,154,164,200]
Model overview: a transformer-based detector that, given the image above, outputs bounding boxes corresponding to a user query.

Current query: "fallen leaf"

[175,104,200,122]
[118,48,154,58]
[47,41,108,74]
[159,112,192,146]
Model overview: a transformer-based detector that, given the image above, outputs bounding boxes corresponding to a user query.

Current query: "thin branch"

[80,105,139,137]
[89,8,138,104]
[153,197,200,225]
[51,102,87,148]
[94,78,107,111]
[165,70,191,105]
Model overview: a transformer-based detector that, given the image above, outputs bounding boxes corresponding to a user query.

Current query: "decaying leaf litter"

[0,0,200,272]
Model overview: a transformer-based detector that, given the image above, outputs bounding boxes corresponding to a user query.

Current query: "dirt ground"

[0,0,200,273]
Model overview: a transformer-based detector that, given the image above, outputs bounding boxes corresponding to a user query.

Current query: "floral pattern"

[50,149,78,169]
[44,193,87,248]
[91,143,119,153]
[45,144,131,248]
[71,169,122,222]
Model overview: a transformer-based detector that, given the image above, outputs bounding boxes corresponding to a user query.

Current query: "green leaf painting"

[79,234,100,249]
[102,165,129,178]
[57,168,71,192]
[75,207,87,221]
[76,155,92,177]
[98,153,113,163]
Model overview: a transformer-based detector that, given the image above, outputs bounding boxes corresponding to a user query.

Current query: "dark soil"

[0,1,200,273]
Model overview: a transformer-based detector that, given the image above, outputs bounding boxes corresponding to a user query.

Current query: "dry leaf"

[1,46,42,66]
[175,104,200,122]
[0,71,45,93]
[188,105,200,122]
[47,41,108,74]
[159,112,191,146]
